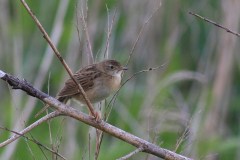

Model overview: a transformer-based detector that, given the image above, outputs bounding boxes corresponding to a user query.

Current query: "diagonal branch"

[19,0,97,119]
[0,126,66,160]
[126,2,162,66]
[0,111,62,148]
[79,0,94,64]
[103,0,118,59]
[0,70,192,160]
[189,12,240,37]
[116,147,144,160]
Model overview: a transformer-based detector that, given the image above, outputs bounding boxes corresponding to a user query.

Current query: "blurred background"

[0,0,240,159]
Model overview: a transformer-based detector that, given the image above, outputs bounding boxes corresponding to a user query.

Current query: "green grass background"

[0,0,240,159]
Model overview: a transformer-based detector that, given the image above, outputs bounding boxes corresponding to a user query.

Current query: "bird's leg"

[87,105,101,121]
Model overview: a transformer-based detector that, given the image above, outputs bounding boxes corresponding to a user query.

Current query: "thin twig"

[103,0,118,59]
[95,102,102,160]
[7,84,24,127]
[47,110,54,160]
[88,132,91,160]
[55,136,63,160]
[80,0,94,64]
[189,12,240,37]
[105,4,110,59]
[54,117,66,149]
[19,0,97,119]
[180,140,199,154]
[151,111,165,145]
[173,110,201,153]
[0,126,67,160]
[106,92,118,122]
[47,72,54,159]
[147,105,156,142]
[116,147,145,160]
[25,138,36,160]
[85,0,89,19]
[81,146,88,160]
[198,153,218,160]
[95,49,100,63]
[146,110,166,160]
[23,120,49,160]
[94,128,101,160]
[126,2,162,66]
[0,111,62,148]
[75,1,83,68]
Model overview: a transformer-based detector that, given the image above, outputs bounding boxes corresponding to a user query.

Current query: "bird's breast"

[96,75,121,96]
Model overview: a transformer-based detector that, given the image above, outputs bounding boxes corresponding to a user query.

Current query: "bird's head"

[100,60,128,78]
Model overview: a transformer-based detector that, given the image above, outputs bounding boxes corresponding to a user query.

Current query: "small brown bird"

[35,59,128,118]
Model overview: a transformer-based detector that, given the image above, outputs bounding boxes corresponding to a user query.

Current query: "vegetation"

[0,0,239,159]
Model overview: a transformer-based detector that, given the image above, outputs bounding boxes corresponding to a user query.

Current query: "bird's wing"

[57,65,102,97]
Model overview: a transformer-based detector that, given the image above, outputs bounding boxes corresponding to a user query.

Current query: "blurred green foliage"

[0,0,240,159]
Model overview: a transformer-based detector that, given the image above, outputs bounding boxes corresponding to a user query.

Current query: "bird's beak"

[121,66,129,70]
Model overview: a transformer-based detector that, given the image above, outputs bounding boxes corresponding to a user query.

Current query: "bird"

[35,59,128,118]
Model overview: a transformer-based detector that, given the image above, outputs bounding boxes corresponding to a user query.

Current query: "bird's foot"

[89,110,101,122]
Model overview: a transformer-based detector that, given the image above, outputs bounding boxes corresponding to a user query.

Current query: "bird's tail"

[35,97,70,118]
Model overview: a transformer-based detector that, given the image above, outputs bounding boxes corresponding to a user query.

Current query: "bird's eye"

[110,65,114,69]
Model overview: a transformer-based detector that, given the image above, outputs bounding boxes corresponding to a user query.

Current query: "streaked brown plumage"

[35,59,128,117]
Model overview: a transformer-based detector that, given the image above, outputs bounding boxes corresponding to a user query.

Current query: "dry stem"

[189,12,240,37]
[19,0,97,119]
[79,0,94,64]
[126,2,162,66]
[173,111,201,153]
[103,0,118,59]
[0,126,66,160]
[116,147,144,160]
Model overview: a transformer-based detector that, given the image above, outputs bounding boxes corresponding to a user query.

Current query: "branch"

[174,111,201,153]
[189,12,240,37]
[0,111,62,148]
[126,2,161,66]
[0,70,192,160]
[103,0,118,59]
[116,147,144,160]
[0,126,67,160]
[79,0,94,64]
[75,1,83,68]
[19,0,97,119]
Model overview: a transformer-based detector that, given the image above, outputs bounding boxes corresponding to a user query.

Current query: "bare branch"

[126,2,162,66]
[0,111,62,148]
[46,110,54,160]
[0,70,192,160]
[174,111,201,153]
[116,147,144,160]
[19,0,97,119]
[25,138,36,160]
[80,0,94,64]
[75,1,83,68]
[81,146,88,160]
[88,132,91,160]
[47,73,54,159]
[0,126,67,160]
[54,117,66,152]
[189,12,240,37]
[198,153,218,160]
[103,0,118,59]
